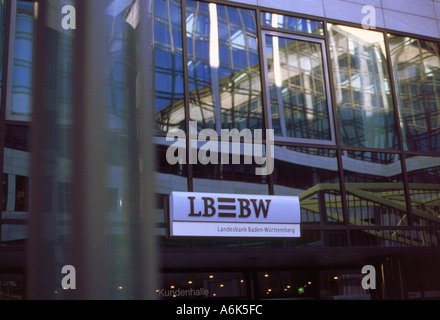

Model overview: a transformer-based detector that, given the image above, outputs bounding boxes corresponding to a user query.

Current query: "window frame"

[261,30,336,146]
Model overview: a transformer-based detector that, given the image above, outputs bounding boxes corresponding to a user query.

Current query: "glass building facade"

[0,0,439,300]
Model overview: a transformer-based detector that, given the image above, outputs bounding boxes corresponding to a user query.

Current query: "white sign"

[169,191,301,238]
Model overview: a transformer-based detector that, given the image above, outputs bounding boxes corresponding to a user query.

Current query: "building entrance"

[158,248,440,300]
[158,267,375,300]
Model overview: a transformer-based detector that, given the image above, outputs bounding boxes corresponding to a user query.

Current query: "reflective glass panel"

[265,35,332,141]
[15,175,29,211]
[186,1,262,133]
[319,270,371,299]
[160,272,247,299]
[261,12,324,35]
[26,0,161,299]
[257,270,315,299]
[272,146,342,224]
[1,221,27,244]
[388,35,440,152]
[155,137,188,236]
[342,150,407,227]
[5,124,30,151]
[405,154,440,229]
[328,24,398,149]
[153,0,185,132]
[351,227,439,247]
[2,173,6,211]
[10,1,35,120]
[155,138,188,193]
[192,153,269,195]
[0,0,6,99]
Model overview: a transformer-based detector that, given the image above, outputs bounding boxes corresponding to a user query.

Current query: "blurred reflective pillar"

[28,0,158,299]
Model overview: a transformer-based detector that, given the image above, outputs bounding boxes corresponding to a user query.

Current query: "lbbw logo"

[188,196,271,219]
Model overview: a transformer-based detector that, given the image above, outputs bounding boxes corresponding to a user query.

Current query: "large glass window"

[192,154,269,195]
[388,35,440,153]
[272,146,341,224]
[153,0,185,132]
[319,270,371,300]
[186,1,262,133]
[155,138,188,194]
[9,0,35,121]
[405,154,440,229]
[15,174,28,212]
[342,150,406,227]
[264,32,333,143]
[159,272,247,299]
[4,124,30,151]
[155,137,188,236]
[257,270,315,299]
[261,12,324,36]
[328,24,398,149]
[2,173,6,211]
[0,0,6,99]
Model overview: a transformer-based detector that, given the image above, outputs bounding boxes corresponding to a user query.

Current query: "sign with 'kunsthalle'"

[169,191,301,238]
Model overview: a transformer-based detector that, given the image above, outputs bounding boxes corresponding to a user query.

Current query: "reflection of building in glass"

[389,36,440,153]
[153,0,185,132]
[329,24,397,149]
[261,12,324,35]
[149,0,439,300]
[186,1,262,132]
[266,35,332,141]
[0,0,440,301]
[10,1,34,120]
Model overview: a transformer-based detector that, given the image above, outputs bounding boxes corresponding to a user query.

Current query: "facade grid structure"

[0,0,439,300]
